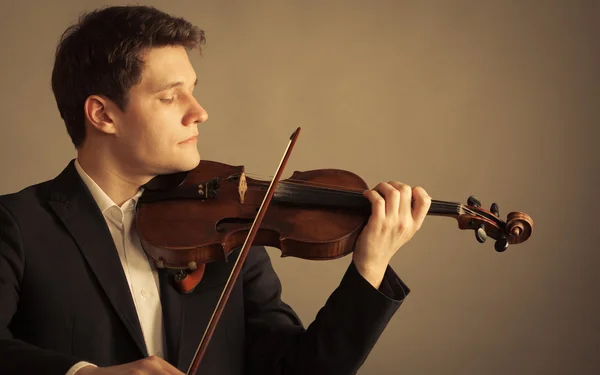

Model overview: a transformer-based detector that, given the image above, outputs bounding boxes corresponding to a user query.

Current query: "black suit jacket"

[0,160,410,375]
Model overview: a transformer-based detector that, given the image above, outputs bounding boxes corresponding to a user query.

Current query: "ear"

[83,95,118,135]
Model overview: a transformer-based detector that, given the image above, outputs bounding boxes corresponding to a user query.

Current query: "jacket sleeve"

[0,203,81,374]
[243,246,409,375]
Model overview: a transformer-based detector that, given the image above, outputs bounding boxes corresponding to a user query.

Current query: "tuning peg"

[495,238,509,252]
[490,202,500,217]
[467,195,481,207]
[475,224,487,243]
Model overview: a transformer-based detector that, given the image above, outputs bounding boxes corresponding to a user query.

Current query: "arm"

[0,203,81,374]
[243,180,430,375]
[243,246,408,375]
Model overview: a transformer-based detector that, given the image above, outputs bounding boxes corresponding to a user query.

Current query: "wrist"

[352,257,388,289]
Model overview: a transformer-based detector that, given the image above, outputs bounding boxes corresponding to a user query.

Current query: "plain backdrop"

[1,1,598,374]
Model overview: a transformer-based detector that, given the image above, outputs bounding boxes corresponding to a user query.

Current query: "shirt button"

[141,289,149,298]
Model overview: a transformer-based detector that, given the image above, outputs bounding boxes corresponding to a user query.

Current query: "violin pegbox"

[459,195,533,252]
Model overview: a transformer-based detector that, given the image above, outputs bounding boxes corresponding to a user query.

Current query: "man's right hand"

[76,356,184,375]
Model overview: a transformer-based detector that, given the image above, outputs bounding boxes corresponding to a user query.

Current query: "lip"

[179,135,198,144]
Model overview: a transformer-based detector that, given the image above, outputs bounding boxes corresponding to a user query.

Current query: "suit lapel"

[46,160,244,368]
[47,160,148,357]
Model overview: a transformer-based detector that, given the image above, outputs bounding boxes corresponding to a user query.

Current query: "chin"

[177,151,201,172]
[156,151,200,175]
[171,161,198,174]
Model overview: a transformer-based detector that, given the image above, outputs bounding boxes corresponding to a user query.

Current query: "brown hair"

[51,5,206,148]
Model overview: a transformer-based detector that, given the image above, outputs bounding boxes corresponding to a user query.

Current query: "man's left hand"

[352,181,432,289]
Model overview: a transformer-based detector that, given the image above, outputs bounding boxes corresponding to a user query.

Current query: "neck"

[273,180,463,216]
[77,141,151,207]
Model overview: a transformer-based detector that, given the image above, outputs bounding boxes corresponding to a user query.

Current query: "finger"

[388,181,412,221]
[363,188,386,223]
[145,356,184,375]
[372,182,400,217]
[411,186,431,230]
[159,358,185,375]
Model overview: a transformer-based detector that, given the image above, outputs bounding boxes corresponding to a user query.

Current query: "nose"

[184,96,208,125]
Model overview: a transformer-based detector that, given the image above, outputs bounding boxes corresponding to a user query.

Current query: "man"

[0,5,431,375]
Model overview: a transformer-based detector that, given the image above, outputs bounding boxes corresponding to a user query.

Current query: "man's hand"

[353,181,431,289]
[76,356,184,375]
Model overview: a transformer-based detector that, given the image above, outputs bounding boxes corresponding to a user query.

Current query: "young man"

[0,5,431,375]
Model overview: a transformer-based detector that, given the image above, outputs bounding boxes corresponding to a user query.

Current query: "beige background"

[1,0,598,374]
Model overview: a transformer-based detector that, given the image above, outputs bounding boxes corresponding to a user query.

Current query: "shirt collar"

[74,158,144,214]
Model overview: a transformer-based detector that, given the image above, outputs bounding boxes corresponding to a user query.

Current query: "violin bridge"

[238,172,247,204]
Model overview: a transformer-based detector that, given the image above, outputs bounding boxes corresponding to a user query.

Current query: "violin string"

[242,177,456,206]
[235,175,483,218]
[238,172,452,203]
[238,175,458,207]
[230,173,500,222]
[241,172,366,193]
[239,173,476,214]
[239,184,499,225]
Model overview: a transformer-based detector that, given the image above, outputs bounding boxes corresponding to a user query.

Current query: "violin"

[135,127,533,374]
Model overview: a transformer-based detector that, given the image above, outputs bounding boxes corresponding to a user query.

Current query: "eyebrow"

[153,78,198,93]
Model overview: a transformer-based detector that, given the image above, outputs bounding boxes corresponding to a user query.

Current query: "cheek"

[136,122,176,157]
[120,105,176,151]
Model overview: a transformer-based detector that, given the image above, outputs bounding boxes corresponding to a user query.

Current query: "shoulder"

[0,160,76,218]
[0,180,54,220]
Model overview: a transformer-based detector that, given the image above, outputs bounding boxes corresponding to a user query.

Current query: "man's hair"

[51,5,206,148]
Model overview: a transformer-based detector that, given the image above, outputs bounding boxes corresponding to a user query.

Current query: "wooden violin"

[134,127,533,374]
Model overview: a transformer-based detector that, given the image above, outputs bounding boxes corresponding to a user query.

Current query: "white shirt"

[66,159,165,374]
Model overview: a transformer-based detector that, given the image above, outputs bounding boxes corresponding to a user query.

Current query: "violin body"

[136,160,372,271]
[136,159,533,274]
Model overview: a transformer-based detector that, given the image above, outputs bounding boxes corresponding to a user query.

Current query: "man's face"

[110,45,208,176]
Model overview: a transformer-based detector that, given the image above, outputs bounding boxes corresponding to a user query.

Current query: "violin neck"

[273,181,462,217]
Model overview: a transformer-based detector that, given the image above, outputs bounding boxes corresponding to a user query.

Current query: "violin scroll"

[456,195,533,252]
